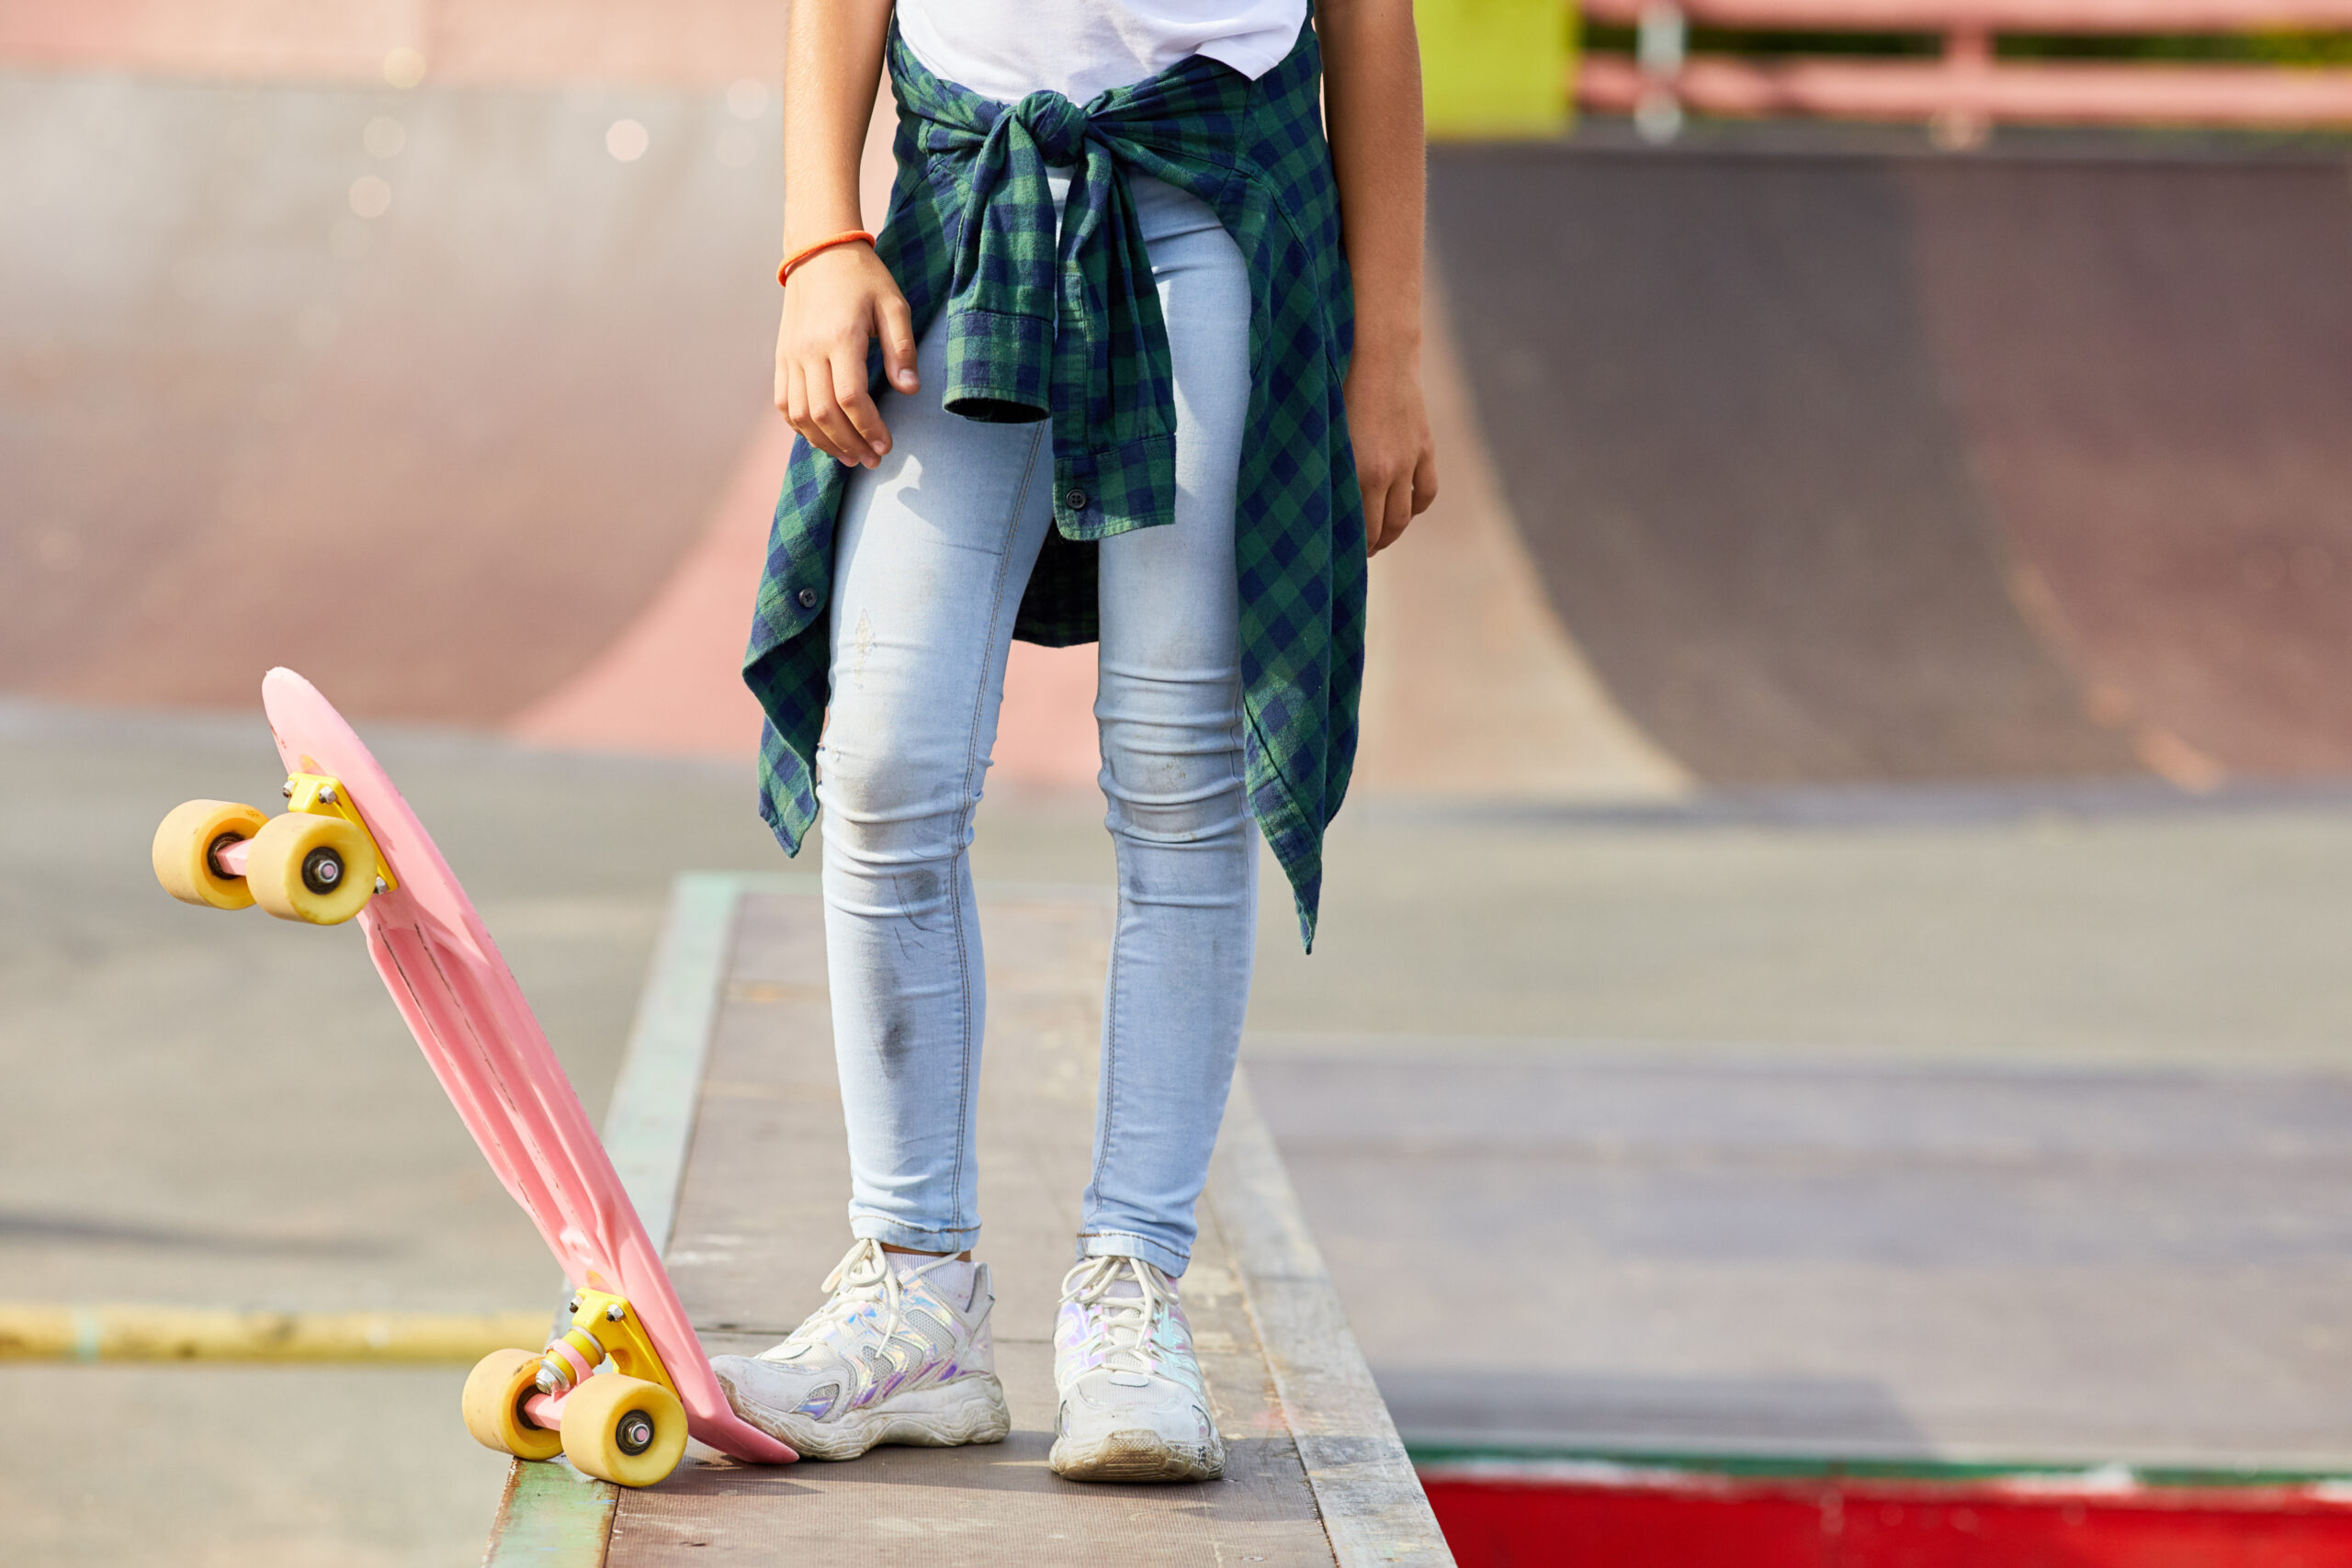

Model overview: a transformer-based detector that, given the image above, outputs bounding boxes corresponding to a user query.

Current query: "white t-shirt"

[897,0,1309,106]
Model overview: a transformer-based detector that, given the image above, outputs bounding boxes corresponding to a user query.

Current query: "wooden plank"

[1209,1075,1456,1567]
[484,874,778,1568]
[485,1456,620,1565]
[611,886,1429,1565]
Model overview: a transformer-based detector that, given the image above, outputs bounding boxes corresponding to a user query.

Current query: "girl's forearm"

[783,0,895,252]
[1318,0,1427,371]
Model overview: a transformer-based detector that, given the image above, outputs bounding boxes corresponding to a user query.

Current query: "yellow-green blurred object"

[1417,0,1575,139]
[0,1303,551,1363]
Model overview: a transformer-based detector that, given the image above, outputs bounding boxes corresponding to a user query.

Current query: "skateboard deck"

[154,668,793,1483]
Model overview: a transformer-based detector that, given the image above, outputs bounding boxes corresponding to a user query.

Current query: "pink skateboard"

[151,668,794,1485]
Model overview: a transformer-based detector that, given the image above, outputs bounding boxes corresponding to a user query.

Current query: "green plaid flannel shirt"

[743,18,1363,947]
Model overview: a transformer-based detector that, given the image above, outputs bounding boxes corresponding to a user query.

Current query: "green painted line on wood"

[601,872,748,1257]
[481,873,765,1566]
[482,1451,617,1568]
[1406,1442,2352,1491]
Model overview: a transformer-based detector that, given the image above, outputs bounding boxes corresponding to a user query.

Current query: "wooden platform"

[484,875,1450,1566]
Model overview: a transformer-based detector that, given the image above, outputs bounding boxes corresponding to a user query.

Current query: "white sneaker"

[1048,1255,1226,1482]
[710,1238,1011,1460]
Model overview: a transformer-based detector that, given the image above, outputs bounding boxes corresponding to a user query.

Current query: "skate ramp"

[0,52,1668,795]
[1911,158,2352,779]
[12,48,2350,798]
[0,71,780,726]
[1430,143,2352,790]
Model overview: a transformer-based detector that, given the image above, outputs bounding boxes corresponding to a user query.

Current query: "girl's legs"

[1051,175,1253,1483]
[709,301,1052,1460]
[818,321,1057,1258]
[719,175,1257,1480]
[1076,175,1258,1280]
[823,173,1256,1273]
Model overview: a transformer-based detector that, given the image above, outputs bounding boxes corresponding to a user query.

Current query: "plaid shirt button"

[1064,490,1087,511]
[797,588,818,608]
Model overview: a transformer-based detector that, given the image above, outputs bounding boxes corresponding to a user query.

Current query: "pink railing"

[1575,0,2352,138]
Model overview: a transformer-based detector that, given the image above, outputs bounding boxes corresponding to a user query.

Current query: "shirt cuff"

[940,307,1052,423]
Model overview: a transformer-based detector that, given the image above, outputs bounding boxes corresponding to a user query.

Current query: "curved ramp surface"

[0,71,779,724]
[1907,158,2352,778]
[1431,144,2352,787]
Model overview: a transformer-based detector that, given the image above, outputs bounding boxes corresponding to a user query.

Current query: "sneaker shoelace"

[761,1237,962,1364]
[1059,1255,1175,1378]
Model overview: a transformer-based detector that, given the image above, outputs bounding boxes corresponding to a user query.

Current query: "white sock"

[888,1251,976,1309]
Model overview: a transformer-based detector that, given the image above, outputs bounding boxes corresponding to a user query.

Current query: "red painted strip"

[1422,1472,2352,1568]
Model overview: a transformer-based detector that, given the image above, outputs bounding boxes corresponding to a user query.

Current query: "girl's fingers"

[786,359,828,463]
[1410,446,1440,516]
[1363,463,1416,556]
[1372,478,1407,555]
[784,359,815,451]
[879,295,920,393]
[803,350,871,466]
[1362,468,1394,554]
[790,357,850,466]
[1384,473,1416,550]
[831,342,891,463]
[772,308,796,414]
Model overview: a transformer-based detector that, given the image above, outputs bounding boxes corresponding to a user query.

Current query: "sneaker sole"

[723,1372,1012,1461]
[1048,1427,1226,1483]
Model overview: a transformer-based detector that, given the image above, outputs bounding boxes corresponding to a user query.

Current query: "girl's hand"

[776,243,921,468]
[1345,348,1439,555]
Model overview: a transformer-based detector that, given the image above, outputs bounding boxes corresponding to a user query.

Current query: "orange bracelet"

[777,230,876,288]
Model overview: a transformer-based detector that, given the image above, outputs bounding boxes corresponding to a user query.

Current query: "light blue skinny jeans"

[816,174,1256,1279]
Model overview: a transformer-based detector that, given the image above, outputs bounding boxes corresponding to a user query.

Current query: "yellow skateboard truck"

[535,1290,680,1403]
[461,1291,691,1486]
[279,772,397,891]
[152,773,392,925]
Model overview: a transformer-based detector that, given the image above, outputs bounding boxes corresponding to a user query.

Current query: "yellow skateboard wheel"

[462,1348,563,1461]
[559,1372,688,1487]
[153,800,268,909]
[245,811,376,925]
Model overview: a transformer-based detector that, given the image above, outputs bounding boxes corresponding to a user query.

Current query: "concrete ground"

[9,703,2352,1561]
